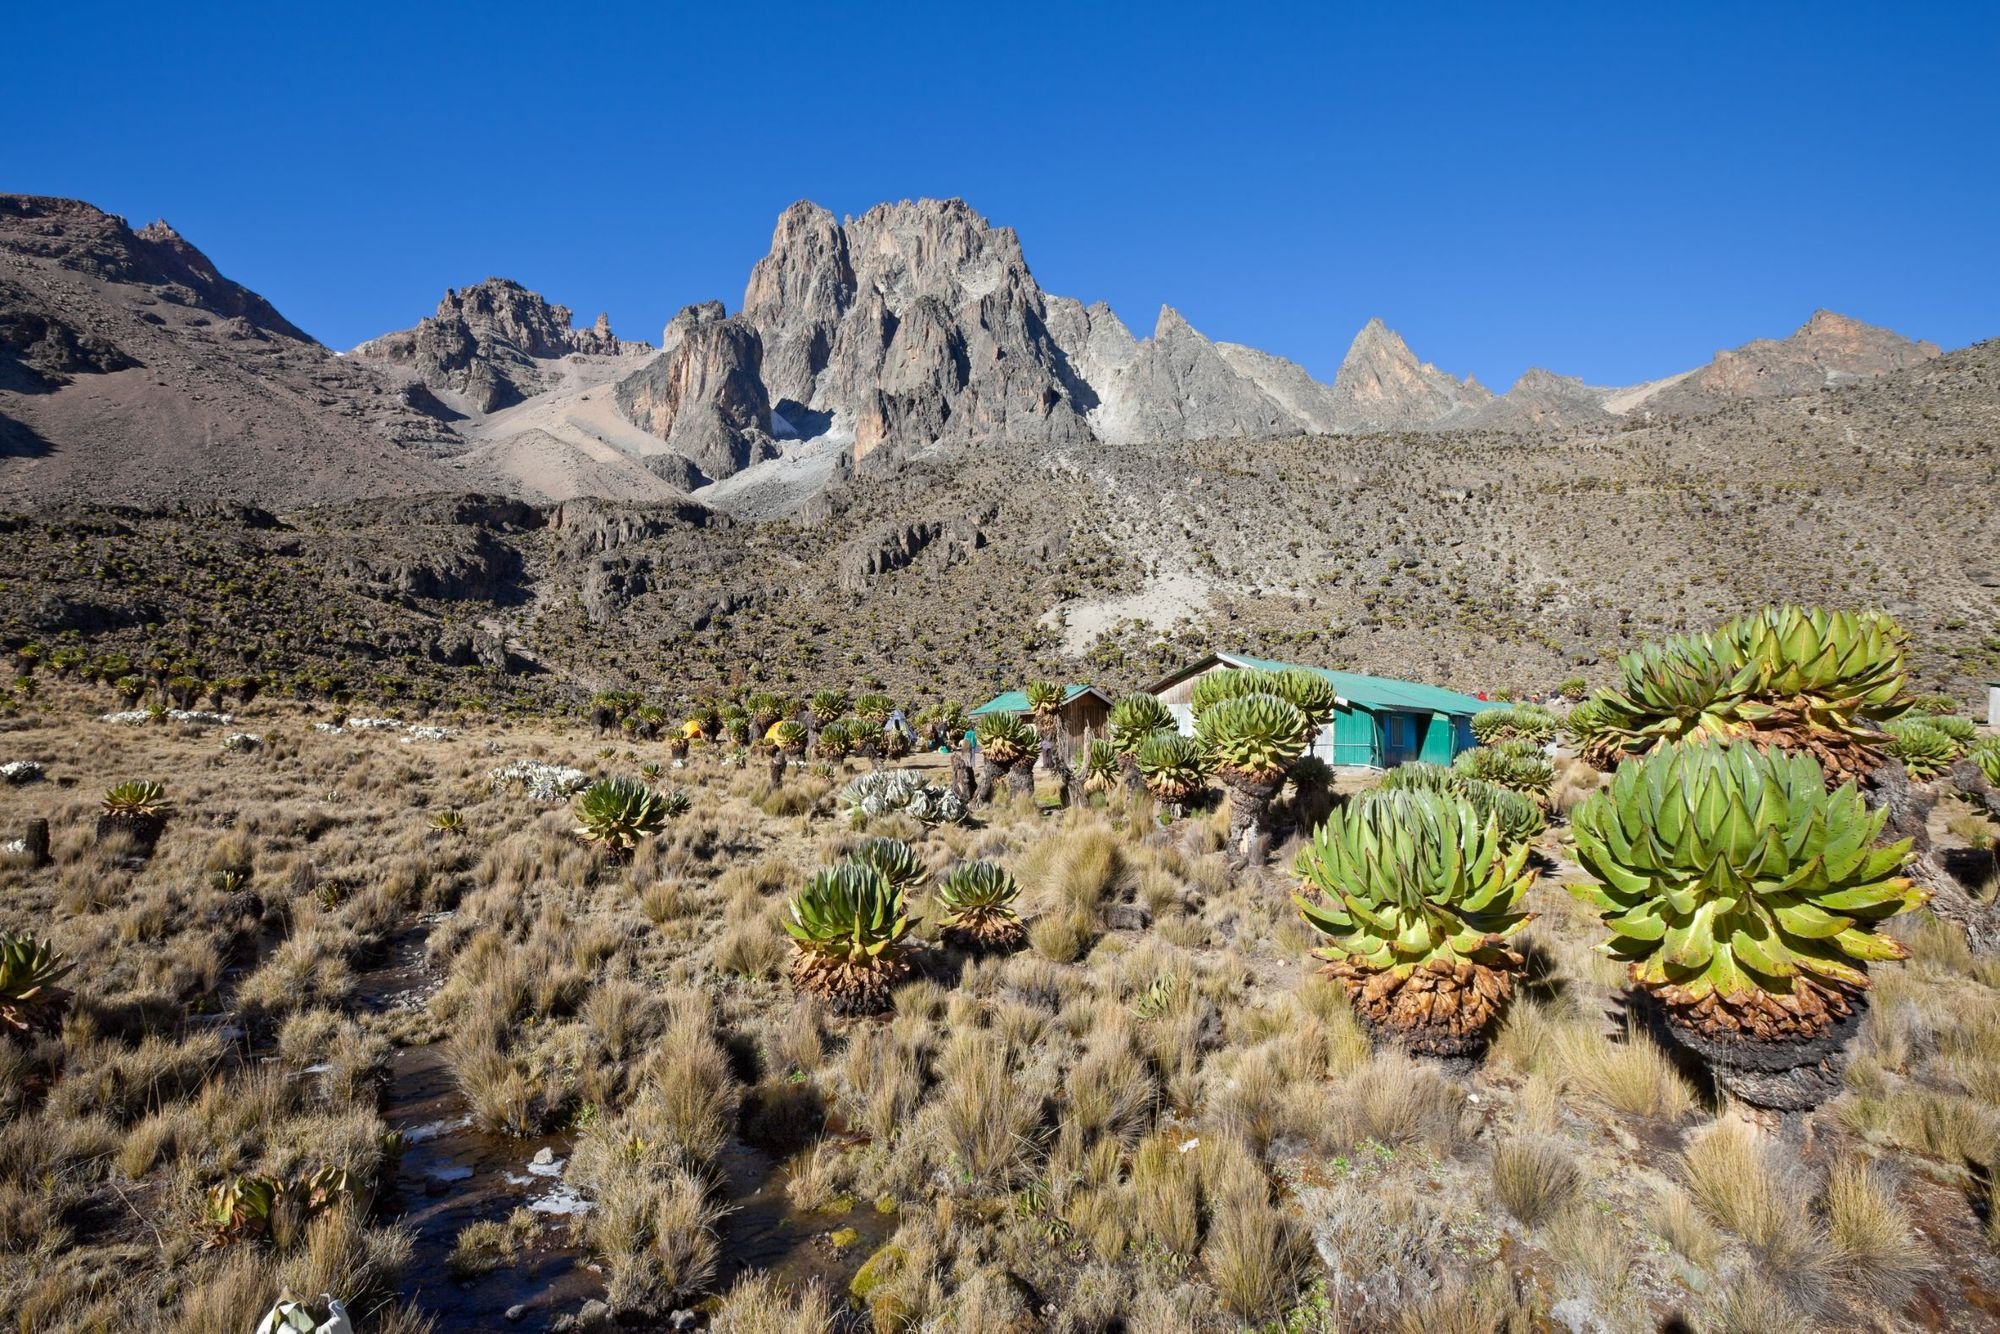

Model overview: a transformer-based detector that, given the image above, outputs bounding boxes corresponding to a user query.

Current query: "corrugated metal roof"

[1213,652,1490,718]
[971,684,1104,715]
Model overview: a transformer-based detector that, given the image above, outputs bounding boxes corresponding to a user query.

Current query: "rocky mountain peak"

[615,302,772,485]
[0,195,311,342]
[740,197,1089,459]
[1328,317,1491,432]
[353,276,639,414]
[1641,308,1942,417]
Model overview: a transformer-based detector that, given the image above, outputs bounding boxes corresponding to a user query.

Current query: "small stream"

[359,925,599,1329]
[356,923,894,1328]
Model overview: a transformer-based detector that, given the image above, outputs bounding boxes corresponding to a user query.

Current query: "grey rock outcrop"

[614,302,774,482]
[1466,368,1613,432]
[1055,303,1315,445]
[837,515,984,592]
[355,278,643,414]
[741,199,1093,461]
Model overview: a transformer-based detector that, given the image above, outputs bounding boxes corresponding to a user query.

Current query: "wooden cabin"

[969,684,1113,762]
[1147,652,1487,769]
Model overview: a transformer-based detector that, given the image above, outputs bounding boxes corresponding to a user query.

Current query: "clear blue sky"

[10,2,1997,389]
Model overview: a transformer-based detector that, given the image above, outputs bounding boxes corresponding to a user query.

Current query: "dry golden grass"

[1489,1136,1579,1226]
[3,687,1996,1331]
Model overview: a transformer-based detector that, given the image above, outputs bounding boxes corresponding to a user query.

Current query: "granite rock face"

[741,199,1092,461]
[1327,318,1493,433]
[614,302,774,482]
[355,278,640,413]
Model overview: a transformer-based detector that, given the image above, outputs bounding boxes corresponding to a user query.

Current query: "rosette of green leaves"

[851,836,928,893]
[1293,788,1535,975]
[783,863,915,964]
[1452,740,1554,799]
[1377,763,1543,847]
[574,778,671,852]
[0,932,74,1037]
[1108,694,1175,755]
[1568,742,1920,1000]
[975,713,1037,765]
[936,861,1021,926]
[1082,739,1118,786]
[1883,718,1957,780]
[1973,737,2000,786]
[1724,605,1911,732]
[1195,693,1306,785]
[1135,730,1208,803]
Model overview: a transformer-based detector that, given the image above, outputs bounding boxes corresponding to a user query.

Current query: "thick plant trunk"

[1866,759,2000,952]
[976,758,1003,804]
[949,750,976,807]
[1005,758,1036,799]
[1223,774,1283,865]
[1651,993,1870,1113]
[768,753,787,787]
[1039,739,1080,809]
[1119,753,1145,796]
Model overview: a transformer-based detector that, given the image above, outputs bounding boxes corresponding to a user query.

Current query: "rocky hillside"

[2,191,1954,513]
[0,195,460,506]
[6,336,1994,715]
[353,277,644,415]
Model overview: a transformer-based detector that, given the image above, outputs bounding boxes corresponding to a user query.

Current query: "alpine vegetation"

[1569,741,1921,1109]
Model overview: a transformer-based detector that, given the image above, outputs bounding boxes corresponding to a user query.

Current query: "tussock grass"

[1551,1022,1697,1119]
[446,1208,538,1278]
[709,1271,838,1334]
[1335,1053,1468,1152]
[1824,1156,1933,1308]
[1681,1118,1827,1294]
[1131,1130,1200,1256]
[1651,1183,1722,1267]
[1028,906,1094,963]
[1393,1268,1540,1334]
[1706,1273,1809,1334]
[924,1032,1044,1189]
[1490,1137,1579,1226]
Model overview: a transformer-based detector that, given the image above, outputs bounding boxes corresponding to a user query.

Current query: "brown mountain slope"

[7,336,1993,714]
[1634,308,1942,418]
[0,195,460,507]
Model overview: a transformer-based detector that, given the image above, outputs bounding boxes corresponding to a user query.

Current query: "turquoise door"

[1330,706,1380,766]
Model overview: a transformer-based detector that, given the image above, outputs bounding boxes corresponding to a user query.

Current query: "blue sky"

[10,2,1997,388]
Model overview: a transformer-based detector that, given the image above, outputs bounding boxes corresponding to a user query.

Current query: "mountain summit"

[0,192,1954,509]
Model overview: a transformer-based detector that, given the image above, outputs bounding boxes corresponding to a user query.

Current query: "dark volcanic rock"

[0,196,310,340]
[0,278,138,387]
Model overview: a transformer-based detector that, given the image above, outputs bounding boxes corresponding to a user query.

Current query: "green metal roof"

[1215,653,1490,718]
[971,684,1100,715]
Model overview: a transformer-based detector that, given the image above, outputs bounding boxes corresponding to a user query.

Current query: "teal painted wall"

[1330,706,1380,766]
[1417,713,1457,765]
[1324,707,1477,768]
